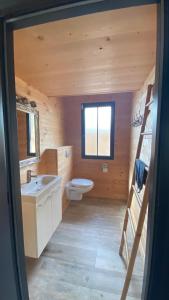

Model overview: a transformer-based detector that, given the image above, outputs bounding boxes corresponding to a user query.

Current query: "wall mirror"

[16,102,40,167]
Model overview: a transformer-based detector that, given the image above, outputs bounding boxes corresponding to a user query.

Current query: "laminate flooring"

[26,198,144,300]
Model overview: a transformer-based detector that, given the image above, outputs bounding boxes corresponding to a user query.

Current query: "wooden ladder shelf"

[119,84,154,300]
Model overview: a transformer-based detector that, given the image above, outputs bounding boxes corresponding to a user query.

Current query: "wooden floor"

[26,198,144,300]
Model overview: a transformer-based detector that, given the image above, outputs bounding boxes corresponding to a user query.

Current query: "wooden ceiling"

[14,4,157,97]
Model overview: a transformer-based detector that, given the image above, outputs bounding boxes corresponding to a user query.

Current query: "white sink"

[21,174,62,258]
[21,175,61,198]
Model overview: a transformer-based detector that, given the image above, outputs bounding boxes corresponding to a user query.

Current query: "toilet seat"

[71,178,93,188]
[66,178,94,201]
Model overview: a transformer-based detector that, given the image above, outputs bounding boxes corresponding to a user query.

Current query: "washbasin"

[21,174,62,258]
[21,175,61,198]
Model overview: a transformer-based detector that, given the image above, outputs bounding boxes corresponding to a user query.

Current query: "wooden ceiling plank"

[14,4,157,96]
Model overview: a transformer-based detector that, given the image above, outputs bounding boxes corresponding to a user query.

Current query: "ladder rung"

[132,185,142,207]
[145,165,149,172]
[145,99,154,107]
[123,231,129,265]
[119,83,154,300]
[141,131,152,136]
[127,208,136,238]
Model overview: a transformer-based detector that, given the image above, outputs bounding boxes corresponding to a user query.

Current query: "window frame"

[81,101,115,160]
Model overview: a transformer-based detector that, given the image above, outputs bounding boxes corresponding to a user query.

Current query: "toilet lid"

[71,178,93,188]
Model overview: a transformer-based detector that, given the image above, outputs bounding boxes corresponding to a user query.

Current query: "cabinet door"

[22,202,37,257]
[51,186,62,232]
[36,195,53,257]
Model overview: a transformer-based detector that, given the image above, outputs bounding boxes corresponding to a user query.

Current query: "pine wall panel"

[61,93,133,201]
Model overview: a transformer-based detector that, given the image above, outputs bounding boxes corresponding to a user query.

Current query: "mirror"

[16,103,40,167]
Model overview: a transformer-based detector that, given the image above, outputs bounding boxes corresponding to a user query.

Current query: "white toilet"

[66,178,94,200]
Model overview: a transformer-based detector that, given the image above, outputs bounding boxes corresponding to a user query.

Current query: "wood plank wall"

[60,93,133,201]
[40,147,73,211]
[129,66,155,257]
[15,77,72,211]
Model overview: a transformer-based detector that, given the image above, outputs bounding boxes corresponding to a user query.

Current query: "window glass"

[27,113,36,154]
[82,102,114,159]
[85,107,97,156]
[98,106,111,156]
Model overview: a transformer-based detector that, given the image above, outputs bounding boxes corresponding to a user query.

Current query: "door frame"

[0,0,168,299]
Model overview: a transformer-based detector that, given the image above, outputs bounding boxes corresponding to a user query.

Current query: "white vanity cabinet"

[51,188,62,232]
[36,193,54,257]
[21,175,62,258]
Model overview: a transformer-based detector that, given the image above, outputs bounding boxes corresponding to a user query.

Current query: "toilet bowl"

[66,178,94,200]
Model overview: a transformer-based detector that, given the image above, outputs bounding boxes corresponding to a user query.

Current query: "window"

[26,113,36,156]
[81,102,115,159]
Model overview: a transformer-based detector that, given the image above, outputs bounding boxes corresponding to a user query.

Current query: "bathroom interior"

[14,4,157,300]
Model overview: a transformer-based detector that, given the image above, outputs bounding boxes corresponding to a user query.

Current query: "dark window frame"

[1,1,169,300]
[81,102,115,160]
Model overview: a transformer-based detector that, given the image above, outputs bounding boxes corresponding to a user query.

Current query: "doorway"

[0,1,168,300]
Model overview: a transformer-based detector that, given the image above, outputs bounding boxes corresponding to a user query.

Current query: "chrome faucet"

[27,170,37,183]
